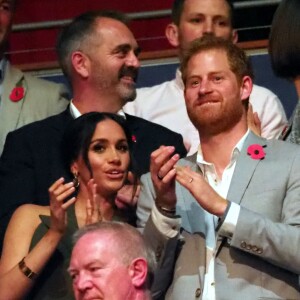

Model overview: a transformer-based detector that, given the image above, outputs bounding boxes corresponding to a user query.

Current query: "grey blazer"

[0,63,69,154]
[139,132,300,300]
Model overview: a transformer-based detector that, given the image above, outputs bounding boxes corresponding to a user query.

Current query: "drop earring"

[73,172,80,188]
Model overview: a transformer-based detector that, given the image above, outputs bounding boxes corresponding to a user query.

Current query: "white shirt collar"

[69,99,126,119]
[196,129,250,167]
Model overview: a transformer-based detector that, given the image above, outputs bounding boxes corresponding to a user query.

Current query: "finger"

[48,177,65,193]
[160,167,177,183]
[127,171,135,184]
[157,153,180,179]
[61,197,76,210]
[52,182,75,201]
[150,146,176,175]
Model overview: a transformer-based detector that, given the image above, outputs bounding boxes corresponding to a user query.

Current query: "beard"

[187,96,244,136]
[92,64,138,104]
[116,65,138,103]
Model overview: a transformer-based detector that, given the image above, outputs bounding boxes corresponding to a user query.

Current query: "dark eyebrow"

[114,44,141,56]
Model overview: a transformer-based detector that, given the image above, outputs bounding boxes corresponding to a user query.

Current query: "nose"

[203,19,213,35]
[198,79,212,95]
[74,274,93,292]
[126,51,140,68]
[108,148,121,164]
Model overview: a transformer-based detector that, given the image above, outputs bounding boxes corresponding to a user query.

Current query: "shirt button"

[195,288,201,298]
[241,241,247,248]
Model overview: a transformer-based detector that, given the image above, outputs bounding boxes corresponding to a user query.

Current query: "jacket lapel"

[227,132,267,205]
[0,64,25,132]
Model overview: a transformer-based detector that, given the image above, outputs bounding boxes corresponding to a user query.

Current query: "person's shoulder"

[11,204,49,228]
[7,109,69,137]
[251,84,278,98]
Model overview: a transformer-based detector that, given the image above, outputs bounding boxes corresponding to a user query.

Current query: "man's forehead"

[187,49,230,71]
[183,0,231,18]
[95,18,138,49]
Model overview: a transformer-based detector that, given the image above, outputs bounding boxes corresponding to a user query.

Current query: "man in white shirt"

[124,0,287,155]
[138,36,300,299]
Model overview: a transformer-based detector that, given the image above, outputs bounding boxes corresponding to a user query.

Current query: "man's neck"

[200,124,247,178]
[72,86,123,114]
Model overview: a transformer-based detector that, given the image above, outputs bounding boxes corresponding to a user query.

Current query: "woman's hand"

[115,172,140,209]
[150,146,179,209]
[48,177,76,234]
[176,166,228,217]
[85,179,103,224]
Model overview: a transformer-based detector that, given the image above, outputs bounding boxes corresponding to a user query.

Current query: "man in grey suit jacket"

[0,0,69,154]
[138,36,300,299]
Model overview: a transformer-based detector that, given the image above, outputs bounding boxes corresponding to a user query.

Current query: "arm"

[176,152,300,274]
[0,178,75,300]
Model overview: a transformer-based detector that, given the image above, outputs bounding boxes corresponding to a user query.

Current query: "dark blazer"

[0,108,186,249]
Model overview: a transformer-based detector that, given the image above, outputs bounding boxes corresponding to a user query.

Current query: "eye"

[216,19,229,27]
[69,272,78,281]
[91,143,105,153]
[117,142,129,153]
[187,79,200,88]
[189,17,203,24]
[213,75,223,83]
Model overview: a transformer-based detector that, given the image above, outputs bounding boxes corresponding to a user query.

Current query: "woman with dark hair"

[0,112,137,299]
[269,0,300,143]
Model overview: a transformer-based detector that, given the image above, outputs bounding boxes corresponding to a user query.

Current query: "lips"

[119,66,138,83]
[105,169,125,180]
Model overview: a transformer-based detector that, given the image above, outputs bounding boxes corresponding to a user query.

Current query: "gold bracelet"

[18,257,37,280]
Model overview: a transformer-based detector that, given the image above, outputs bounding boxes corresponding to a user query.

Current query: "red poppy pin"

[10,87,25,102]
[9,78,25,102]
[131,135,137,143]
[247,144,266,160]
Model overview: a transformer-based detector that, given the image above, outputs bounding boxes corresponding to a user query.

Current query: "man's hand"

[247,103,261,136]
[176,166,228,217]
[150,146,180,209]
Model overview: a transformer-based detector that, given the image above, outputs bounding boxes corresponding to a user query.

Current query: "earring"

[73,172,80,188]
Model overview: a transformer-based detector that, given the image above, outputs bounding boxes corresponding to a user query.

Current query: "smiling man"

[0,10,186,251]
[138,36,300,299]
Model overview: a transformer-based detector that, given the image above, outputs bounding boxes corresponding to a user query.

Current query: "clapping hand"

[150,146,180,209]
[86,178,103,224]
[175,166,228,217]
[115,171,140,209]
[48,177,76,234]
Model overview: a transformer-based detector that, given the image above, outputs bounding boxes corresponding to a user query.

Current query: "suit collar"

[227,131,267,205]
[0,64,25,146]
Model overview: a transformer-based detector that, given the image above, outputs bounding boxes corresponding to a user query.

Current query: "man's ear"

[231,29,238,44]
[71,51,90,79]
[165,23,180,48]
[240,76,253,101]
[128,258,148,288]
